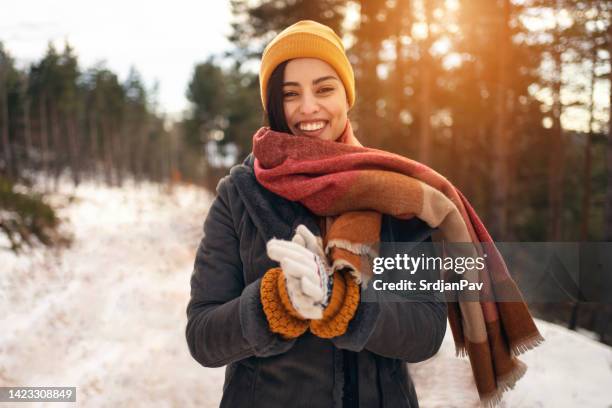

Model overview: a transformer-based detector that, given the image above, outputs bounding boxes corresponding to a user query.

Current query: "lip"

[295,120,329,138]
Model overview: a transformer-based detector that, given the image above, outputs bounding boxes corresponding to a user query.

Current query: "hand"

[291,224,334,307]
[291,224,333,305]
[290,225,333,304]
[266,237,331,320]
[291,224,328,259]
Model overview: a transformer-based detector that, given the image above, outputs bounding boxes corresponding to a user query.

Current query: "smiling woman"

[186,18,541,408]
[185,19,448,408]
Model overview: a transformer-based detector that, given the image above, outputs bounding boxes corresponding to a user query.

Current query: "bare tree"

[490,0,513,239]
[0,64,12,178]
[417,2,434,164]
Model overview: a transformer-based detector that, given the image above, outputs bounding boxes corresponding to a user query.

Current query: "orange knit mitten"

[261,267,360,340]
[260,267,309,340]
[309,269,360,338]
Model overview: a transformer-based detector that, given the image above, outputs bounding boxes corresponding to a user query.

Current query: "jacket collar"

[229,153,321,242]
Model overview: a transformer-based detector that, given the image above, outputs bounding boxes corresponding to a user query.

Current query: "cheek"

[328,102,348,140]
[330,101,347,124]
[283,102,296,126]
[331,95,347,116]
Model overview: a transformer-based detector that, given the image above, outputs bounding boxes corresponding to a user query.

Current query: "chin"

[321,132,333,141]
[329,131,343,142]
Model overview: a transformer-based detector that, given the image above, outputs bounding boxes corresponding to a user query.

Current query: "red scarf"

[252,120,544,407]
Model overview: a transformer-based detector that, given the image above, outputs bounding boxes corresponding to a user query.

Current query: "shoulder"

[215,153,255,205]
[215,174,234,201]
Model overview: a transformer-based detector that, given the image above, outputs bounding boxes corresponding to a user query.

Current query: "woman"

[186,20,541,408]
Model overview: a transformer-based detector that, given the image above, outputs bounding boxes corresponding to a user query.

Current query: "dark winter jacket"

[185,153,447,408]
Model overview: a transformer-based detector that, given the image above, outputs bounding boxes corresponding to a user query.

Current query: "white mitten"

[292,224,328,260]
[266,238,331,319]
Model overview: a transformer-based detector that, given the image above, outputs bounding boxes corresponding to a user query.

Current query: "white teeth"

[299,121,326,131]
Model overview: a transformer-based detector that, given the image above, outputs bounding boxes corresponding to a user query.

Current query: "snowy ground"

[409,319,612,408]
[1,180,611,408]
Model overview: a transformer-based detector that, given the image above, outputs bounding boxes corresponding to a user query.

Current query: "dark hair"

[264,60,292,134]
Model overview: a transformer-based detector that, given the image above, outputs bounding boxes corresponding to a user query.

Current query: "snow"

[1,180,611,407]
[0,180,224,407]
[409,319,612,407]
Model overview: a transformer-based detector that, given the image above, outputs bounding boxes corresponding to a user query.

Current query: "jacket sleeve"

[332,289,447,363]
[185,176,296,368]
[331,222,447,363]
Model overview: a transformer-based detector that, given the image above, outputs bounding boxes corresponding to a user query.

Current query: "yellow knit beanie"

[259,20,355,112]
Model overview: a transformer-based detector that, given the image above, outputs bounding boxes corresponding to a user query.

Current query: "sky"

[1,1,608,132]
[1,0,233,118]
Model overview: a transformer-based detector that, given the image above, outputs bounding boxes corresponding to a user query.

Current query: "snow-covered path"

[1,181,611,407]
[0,181,225,407]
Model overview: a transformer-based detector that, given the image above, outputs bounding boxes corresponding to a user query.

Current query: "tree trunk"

[490,0,512,240]
[120,116,132,185]
[451,125,466,188]
[355,0,383,147]
[581,44,597,241]
[568,302,579,330]
[39,93,49,190]
[22,76,32,162]
[393,0,411,154]
[89,107,99,179]
[605,13,612,241]
[50,104,62,191]
[68,115,81,186]
[417,4,434,165]
[0,66,12,179]
[113,123,123,187]
[102,119,114,186]
[548,2,565,241]
[135,122,147,183]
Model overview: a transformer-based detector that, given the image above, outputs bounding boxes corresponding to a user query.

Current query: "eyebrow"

[282,76,339,87]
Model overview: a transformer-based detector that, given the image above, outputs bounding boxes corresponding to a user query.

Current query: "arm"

[185,177,296,368]
[331,220,447,363]
[333,288,447,363]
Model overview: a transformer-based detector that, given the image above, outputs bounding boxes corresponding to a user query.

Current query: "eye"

[283,91,298,98]
[318,87,334,94]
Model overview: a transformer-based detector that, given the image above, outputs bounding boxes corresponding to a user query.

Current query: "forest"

[1,0,611,341]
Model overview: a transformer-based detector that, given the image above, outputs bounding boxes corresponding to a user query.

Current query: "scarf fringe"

[326,239,378,285]
[456,333,545,360]
[454,343,468,358]
[331,259,363,284]
[478,359,527,408]
[497,359,528,392]
[510,333,545,357]
[325,239,378,259]
[480,389,504,408]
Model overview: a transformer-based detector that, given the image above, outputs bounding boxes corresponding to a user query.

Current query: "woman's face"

[282,58,349,142]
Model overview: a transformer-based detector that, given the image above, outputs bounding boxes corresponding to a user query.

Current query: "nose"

[299,91,320,115]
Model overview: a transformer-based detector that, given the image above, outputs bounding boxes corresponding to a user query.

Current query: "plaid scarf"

[252,121,544,407]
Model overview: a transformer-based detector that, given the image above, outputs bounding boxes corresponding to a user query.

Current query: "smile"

[297,120,328,132]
